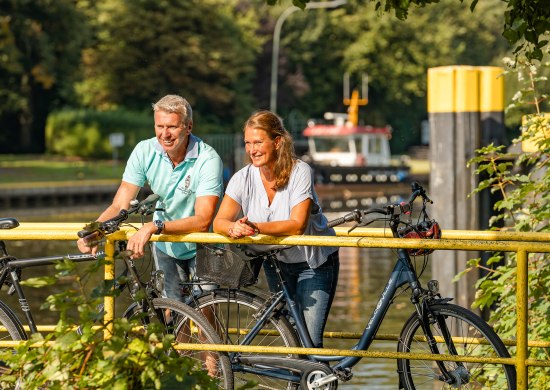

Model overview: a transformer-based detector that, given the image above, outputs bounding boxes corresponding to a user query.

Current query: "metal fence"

[1,224,550,389]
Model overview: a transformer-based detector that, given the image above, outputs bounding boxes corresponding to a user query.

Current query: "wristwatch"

[153,220,164,235]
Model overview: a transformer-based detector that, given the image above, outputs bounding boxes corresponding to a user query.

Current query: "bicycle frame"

[230,246,427,383]
[230,197,446,385]
[0,250,99,334]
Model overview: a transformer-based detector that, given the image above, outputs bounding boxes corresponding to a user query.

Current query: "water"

[3,207,431,389]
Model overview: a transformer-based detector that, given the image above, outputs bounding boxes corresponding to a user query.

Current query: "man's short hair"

[152,95,192,125]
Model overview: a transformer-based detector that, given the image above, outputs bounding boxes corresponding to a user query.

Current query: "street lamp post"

[269,0,347,114]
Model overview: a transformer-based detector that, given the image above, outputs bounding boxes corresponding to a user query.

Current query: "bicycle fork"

[415,292,470,386]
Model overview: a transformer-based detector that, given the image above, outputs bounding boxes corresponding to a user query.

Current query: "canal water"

[4,207,433,389]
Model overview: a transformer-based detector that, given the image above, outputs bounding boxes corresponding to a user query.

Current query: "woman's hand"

[228,216,258,239]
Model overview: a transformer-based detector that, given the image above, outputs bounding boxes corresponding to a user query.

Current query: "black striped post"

[428,66,504,309]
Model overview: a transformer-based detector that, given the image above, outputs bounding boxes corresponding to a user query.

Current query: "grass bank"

[0,155,125,186]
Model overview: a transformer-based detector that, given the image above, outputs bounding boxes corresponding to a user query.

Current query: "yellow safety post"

[103,239,116,338]
[516,250,528,389]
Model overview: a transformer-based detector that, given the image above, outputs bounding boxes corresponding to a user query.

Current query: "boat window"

[313,138,350,152]
[354,138,362,154]
[369,137,382,154]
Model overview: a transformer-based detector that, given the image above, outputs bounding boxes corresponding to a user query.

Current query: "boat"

[301,74,410,185]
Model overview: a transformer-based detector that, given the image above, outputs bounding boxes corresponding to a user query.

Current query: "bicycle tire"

[397,303,516,389]
[0,301,26,374]
[123,297,234,390]
[0,301,26,342]
[190,289,301,390]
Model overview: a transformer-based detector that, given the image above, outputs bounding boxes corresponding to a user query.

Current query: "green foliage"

[288,0,550,61]
[0,258,219,389]
[463,55,550,387]
[46,109,152,159]
[274,0,508,153]
[77,0,262,133]
[0,0,91,153]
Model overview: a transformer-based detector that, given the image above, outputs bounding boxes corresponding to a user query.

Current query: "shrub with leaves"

[459,54,549,388]
[0,258,220,389]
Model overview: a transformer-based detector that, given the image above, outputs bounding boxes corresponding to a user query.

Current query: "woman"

[213,110,339,348]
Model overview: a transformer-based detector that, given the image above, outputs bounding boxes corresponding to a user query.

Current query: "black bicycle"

[185,182,516,389]
[0,195,234,389]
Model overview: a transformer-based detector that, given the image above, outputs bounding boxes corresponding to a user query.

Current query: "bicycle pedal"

[334,367,353,382]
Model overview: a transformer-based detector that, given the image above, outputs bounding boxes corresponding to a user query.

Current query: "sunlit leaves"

[0,258,218,389]
[278,0,549,61]
[462,59,550,385]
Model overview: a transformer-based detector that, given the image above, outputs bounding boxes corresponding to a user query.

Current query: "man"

[78,94,223,301]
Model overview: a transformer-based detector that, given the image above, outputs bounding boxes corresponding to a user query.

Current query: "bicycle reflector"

[398,220,441,256]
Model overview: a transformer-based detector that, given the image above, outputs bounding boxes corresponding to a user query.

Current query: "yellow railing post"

[103,239,116,339]
[516,250,528,389]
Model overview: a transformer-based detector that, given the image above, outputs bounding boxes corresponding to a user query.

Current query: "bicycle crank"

[238,356,338,388]
[302,365,338,390]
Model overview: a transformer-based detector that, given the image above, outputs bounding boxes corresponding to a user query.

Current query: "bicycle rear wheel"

[397,303,516,389]
[0,301,26,374]
[190,289,300,389]
[124,298,234,390]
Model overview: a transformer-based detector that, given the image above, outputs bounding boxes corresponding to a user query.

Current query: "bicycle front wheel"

[190,289,301,389]
[397,303,516,389]
[124,298,234,390]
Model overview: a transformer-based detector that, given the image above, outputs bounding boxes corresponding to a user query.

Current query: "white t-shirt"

[225,160,337,268]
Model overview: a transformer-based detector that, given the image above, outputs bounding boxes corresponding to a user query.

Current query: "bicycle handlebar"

[327,182,431,228]
[77,193,160,238]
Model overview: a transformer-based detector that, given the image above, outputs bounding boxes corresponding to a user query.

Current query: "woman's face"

[244,127,278,168]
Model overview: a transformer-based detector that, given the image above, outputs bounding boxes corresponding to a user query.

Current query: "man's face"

[154,110,191,156]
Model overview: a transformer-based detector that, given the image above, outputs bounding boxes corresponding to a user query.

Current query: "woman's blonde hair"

[244,110,296,190]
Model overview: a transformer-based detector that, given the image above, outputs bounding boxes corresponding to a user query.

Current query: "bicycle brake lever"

[347,222,359,233]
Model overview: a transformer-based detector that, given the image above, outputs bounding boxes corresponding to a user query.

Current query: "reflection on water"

[327,246,420,389]
[4,207,433,389]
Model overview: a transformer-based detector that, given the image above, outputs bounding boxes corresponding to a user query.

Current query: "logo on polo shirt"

[178,174,192,194]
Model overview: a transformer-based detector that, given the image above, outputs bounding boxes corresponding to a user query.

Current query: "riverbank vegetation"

[459,57,549,388]
[0,258,221,389]
[2,0,537,159]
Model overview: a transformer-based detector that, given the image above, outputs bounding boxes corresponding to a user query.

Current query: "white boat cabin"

[303,124,392,167]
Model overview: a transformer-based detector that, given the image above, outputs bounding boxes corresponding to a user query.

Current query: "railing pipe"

[1,224,549,390]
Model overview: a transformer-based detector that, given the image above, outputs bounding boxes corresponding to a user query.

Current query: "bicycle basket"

[196,244,263,288]
[397,220,441,256]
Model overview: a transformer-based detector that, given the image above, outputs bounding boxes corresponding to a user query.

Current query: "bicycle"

[186,182,516,389]
[0,194,234,389]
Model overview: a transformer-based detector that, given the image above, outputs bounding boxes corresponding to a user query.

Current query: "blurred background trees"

[0,0,544,156]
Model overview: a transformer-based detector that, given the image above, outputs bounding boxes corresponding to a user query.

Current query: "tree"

[77,0,262,132]
[0,0,89,153]
[277,0,550,61]
[269,0,508,152]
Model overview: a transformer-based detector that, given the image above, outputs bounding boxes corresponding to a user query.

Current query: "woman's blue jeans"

[263,250,339,348]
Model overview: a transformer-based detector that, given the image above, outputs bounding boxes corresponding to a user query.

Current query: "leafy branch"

[271,0,550,61]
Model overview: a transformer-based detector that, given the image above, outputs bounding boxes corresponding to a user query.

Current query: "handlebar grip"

[327,217,346,228]
[327,210,362,228]
[77,229,94,238]
[140,193,160,207]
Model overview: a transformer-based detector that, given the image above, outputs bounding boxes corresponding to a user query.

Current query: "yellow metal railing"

[1,224,550,389]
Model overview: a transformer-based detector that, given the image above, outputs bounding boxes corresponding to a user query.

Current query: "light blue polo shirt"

[122,135,223,259]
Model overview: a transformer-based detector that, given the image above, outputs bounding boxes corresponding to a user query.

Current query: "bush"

[46,109,152,159]
[0,258,220,389]
[459,55,549,388]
